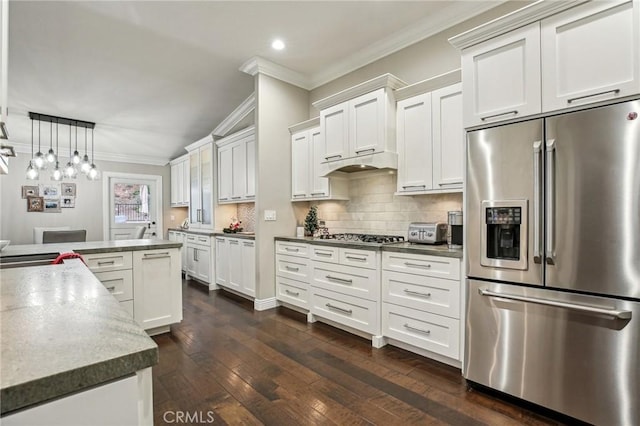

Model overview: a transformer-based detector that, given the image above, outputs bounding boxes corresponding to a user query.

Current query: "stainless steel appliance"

[316,233,404,245]
[465,100,640,426]
[447,211,463,248]
[407,222,447,244]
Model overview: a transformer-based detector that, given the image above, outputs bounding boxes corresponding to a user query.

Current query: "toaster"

[408,222,448,244]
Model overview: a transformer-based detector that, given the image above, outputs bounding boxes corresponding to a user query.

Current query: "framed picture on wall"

[27,196,44,212]
[39,184,61,199]
[62,183,76,197]
[43,198,61,213]
[22,185,39,199]
[61,196,75,208]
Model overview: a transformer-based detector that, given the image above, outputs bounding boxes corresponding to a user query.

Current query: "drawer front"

[382,271,460,318]
[84,251,133,273]
[312,262,379,301]
[186,234,210,246]
[120,300,134,318]
[276,276,309,309]
[94,270,134,302]
[275,241,309,257]
[339,248,379,270]
[382,252,460,280]
[383,303,460,360]
[276,255,310,281]
[311,287,379,335]
[310,245,339,263]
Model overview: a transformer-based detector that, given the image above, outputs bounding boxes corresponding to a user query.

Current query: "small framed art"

[22,185,39,199]
[27,196,44,212]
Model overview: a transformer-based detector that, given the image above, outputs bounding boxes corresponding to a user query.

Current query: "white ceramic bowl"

[0,240,10,251]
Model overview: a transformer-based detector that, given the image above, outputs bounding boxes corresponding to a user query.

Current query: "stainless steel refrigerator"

[465,99,640,425]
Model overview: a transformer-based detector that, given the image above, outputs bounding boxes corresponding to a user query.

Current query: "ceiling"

[6,1,500,165]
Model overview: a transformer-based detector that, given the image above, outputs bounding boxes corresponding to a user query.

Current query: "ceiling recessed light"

[271,39,285,50]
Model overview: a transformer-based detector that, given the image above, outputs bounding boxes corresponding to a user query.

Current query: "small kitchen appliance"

[407,222,447,244]
[447,211,463,248]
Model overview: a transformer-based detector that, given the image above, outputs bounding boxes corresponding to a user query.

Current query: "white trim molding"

[254,297,278,311]
[185,134,213,153]
[312,73,407,110]
[448,0,588,50]
[214,125,255,148]
[394,69,461,102]
[212,92,256,138]
[240,56,312,90]
[288,117,319,135]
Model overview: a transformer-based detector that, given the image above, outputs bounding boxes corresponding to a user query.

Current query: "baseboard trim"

[254,297,278,311]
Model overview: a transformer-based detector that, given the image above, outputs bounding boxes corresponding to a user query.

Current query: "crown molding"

[312,73,407,110]
[240,56,312,90]
[394,69,461,102]
[448,0,588,50]
[215,125,255,148]
[10,142,170,166]
[307,1,506,89]
[185,134,214,152]
[212,92,256,137]
[288,117,320,134]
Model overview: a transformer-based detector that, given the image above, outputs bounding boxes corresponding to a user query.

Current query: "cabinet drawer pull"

[231,196,242,199]
[219,197,229,201]
[229,240,239,245]
[285,289,300,296]
[315,251,332,257]
[285,266,299,272]
[293,194,306,198]
[567,89,620,104]
[325,154,342,161]
[326,275,352,284]
[480,110,518,121]
[106,286,116,291]
[404,262,431,269]
[198,238,208,242]
[187,236,196,241]
[310,192,326,196]
[345,255,367,262]
[243,242,254,247]
[404,323,431,335]
[403,289,432,298]
[326,303,352,315]
[144,252,170,258]
[284,247,299,252]
[402,185,426,190]
[245,195,255,199]
[355,148,375,155]
[97,260,116,266]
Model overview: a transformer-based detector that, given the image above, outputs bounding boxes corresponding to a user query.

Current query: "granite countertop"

[0,239,182,258]
[169,228,256,240]
[275,236,463,258]
[168,227,217,236]
[0,259,158,415]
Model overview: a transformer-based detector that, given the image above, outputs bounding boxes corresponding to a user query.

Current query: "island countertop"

[0,259,159,415]
[0,238,182,258]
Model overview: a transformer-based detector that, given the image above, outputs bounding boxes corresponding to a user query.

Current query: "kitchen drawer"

[186,234,210,246]
[382,252,460,280]
[276,276,309,309]
[312,262,379,301]
[311,287,379,335]
[383,303,460,360]
[94,270,134,302]
[382,271,460,319]
[120,300,134,318]
[275,241,309,257]
[310,245,339,263]
[276,255,310,281]
[84,251,132,273]
[339,247,379,270]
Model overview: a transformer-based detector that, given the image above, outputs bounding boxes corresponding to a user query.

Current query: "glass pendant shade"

[64,161,77,179]
[87,164,98,180]
[46,148,56,163]
[26,161,39,180]
[72,150,81,164]
[51,162,63,181]
[33,152,46,169]
[80,155,91,174]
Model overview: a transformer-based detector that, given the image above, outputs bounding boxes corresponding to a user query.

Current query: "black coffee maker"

[448,211,463,248]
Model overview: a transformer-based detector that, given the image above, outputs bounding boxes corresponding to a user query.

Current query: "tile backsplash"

[305,170,462,237]
[237,203,256,232]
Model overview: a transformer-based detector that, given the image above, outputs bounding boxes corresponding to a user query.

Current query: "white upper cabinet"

[461,22,541,128]
[186,139,214,229]
[170,154,189,207]
[289,119,348,202]
[216,126,255,204]
[541,0,640,111]
[349,88,386,156]
[322,103,349,161]
[395,75,463,195]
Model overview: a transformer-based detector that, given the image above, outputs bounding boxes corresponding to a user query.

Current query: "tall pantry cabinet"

[185,136,214,229]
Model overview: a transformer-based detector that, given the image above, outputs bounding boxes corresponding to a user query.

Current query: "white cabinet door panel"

[241,240,255,297]
[349,88,385,155]
[227,238,242,291]
[309,127,329,198]
[231,141,247,201]
[291,131,310,199]
[321,103,349,161]
[245,138,256,199]
[432,83,463,188]
[396,92,432,192]
[218,146,232,202]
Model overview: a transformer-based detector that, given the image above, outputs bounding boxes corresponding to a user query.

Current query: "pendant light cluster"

[25,112,98,181]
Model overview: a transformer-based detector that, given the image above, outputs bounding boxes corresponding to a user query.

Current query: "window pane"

[113,183,150,223]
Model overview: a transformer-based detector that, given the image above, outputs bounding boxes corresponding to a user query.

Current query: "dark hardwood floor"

[151,280,566,426]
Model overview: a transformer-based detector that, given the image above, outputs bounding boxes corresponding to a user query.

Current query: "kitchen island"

[0,258,158,424]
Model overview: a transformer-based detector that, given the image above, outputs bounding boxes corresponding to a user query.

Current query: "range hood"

[321,151,397,177]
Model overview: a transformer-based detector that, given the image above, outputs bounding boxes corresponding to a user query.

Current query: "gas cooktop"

[316,233,405,244]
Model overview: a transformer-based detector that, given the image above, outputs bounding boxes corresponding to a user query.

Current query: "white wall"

[255,74,309,300]
[0,155,172,244]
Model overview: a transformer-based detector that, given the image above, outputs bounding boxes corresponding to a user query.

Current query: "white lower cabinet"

[275,241,311,310]
[381,251,462,363]
[215,236,255,299]
[168,230,187,272]
[84,248,182,334]
[185,234,213,287]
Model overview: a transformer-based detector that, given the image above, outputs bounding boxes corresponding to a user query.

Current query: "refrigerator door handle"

[545,139,556,265]
[479,288,632,320]
[533,140,543,264]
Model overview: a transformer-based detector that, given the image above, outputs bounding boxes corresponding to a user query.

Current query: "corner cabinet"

[186,137,214,229]
[312,74,407,174]
[289,118,348,201]
[452,0,640,128]
[216,126,256,204]
[170,154,190,207]
[395,75,463,195]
